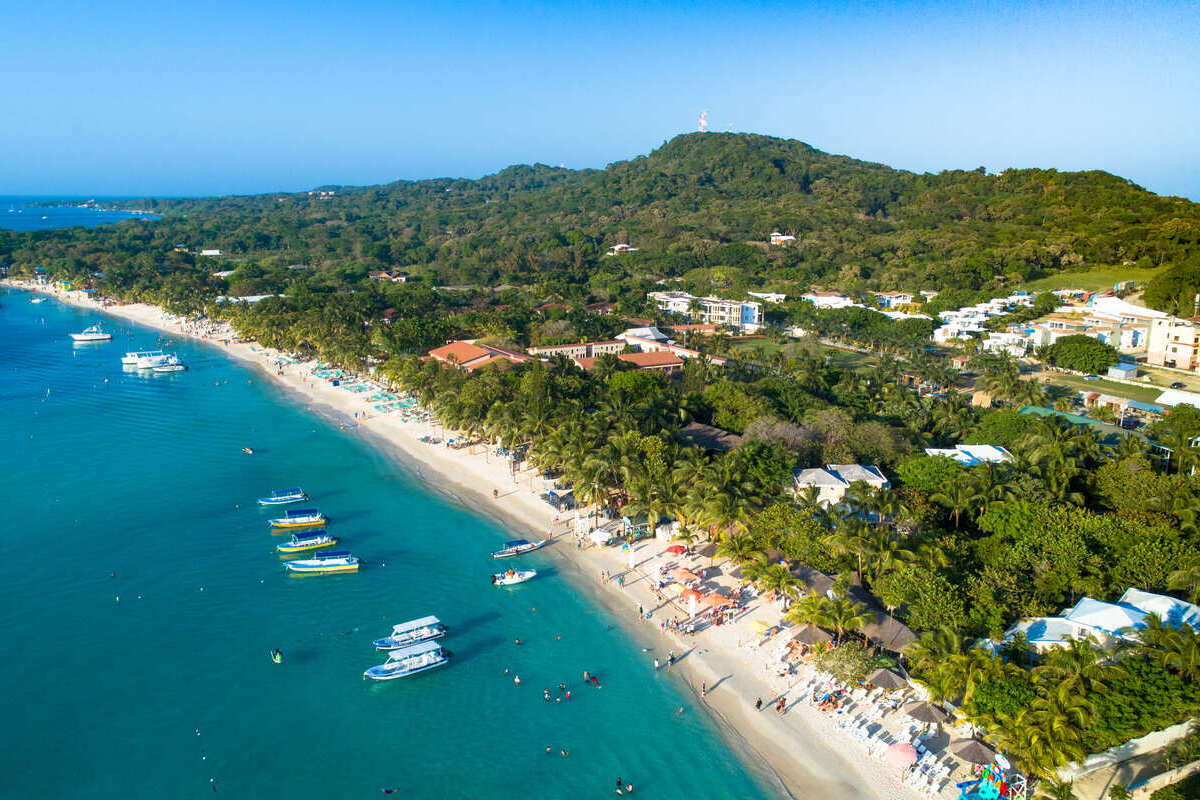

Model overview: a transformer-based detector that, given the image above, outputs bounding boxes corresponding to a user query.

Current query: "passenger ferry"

[257,487,308,506]
[70,324,111,342]
[134,352,173,369]
[122,349,163,365]
[267,508,326,529]
[491,538,546,559]
[284,550,358,574]
[372,616,447,650]
[363,641,449,680]
[276,531,337,554]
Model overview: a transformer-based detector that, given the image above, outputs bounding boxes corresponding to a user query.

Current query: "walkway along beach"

[8,279,961,800]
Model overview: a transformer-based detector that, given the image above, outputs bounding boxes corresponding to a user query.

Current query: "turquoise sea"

[0,289,776,799]
[0,196,156,231]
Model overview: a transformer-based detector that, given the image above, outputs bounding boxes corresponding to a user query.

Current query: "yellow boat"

[267,508,326,529]
[276,531,337,554]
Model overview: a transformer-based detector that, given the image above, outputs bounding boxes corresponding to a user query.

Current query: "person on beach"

[754,697,763,711]
[653,658,660,671]
[701,681,706,699]
[667,651,675,671]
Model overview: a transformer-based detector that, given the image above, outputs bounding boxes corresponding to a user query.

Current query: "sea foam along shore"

[8,279,942,800]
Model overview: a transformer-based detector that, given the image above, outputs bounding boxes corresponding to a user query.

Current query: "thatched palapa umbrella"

[901,701,950,724]
[790,624,833,645]
[865,667,908,691]
[948,738,996,765]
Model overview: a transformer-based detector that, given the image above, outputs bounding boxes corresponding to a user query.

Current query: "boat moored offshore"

[284,550,358,574]
[363,641,449,680]
[257,487,308,506]
[122,349,163,365]
[490,538,546,559]
[134,352,173,369]
[372,616,448,650]
[70,324,111,342]
[151,354,186,372]
[491,569,536,586]
[268,508,326,529]
[276,531,338,554]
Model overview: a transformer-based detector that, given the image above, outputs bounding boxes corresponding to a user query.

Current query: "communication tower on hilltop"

[698,110,708,133]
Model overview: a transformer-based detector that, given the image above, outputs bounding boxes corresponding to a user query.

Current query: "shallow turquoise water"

[0,289,775,799]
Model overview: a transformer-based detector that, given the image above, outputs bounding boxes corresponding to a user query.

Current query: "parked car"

[1171,381,1187,389]
[1083,374,1101,381]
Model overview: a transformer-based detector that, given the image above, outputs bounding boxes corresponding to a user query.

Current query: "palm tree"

[715,533,759,567]
[756,564,801,609]
[821,595,872,644]
[785,593,830,628]
[1161,428,1198,475]
[931,475,982,529]
[903,628,964,672]
[1168,555,1200,603]
[1035,778,1079,800]
[1036,639,1108,695]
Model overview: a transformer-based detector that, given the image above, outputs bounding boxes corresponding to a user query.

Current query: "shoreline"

[7,280,946,800]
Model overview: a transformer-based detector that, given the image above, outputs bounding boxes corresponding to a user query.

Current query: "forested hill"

[4,132,1200,307]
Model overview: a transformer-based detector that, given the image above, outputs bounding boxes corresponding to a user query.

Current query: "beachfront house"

[791,464,888,505]
[526,341,624,359]
[427,341,532,371]
[1003,589,1200,653]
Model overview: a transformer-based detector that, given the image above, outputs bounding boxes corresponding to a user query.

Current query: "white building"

[606,243,639,256]
[800,291,860,310]
[748,291,787,303]
[768,232,796,245]
[792,464,889,505]
[1147,317,1200,371]
[647,291,763,331]
[923,445,1013,466]
[873,291,914,308]
[199,249,222,257]
[981,332,1028,357]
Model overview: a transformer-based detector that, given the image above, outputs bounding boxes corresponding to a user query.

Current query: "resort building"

[647,290,763,332]
[1004,589,1200,653]
[791,464,889,505]
[199,249,222,257]
[573,350,683,374]
[1147,316,1200,371]
[617,327,728,366]
[526,341,624,359]
[768,232,796,245]
[800,291,860,310]
[606,243,639,256]
[1155,388,1200,408]
[427,341,533,371]
[367,270,408,283]
[923,445,1012,466]
[872,291,914,308]
[747,291,787,303]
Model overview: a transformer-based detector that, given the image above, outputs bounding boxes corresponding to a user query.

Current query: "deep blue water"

[0,195,157,231]
[0,288,775,799]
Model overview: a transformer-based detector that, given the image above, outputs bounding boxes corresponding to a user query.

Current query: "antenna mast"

[698,110,708,133]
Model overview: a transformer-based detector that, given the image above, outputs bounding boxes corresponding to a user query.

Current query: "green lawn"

[1045,374,1165,405]
[1021,265,1163,293]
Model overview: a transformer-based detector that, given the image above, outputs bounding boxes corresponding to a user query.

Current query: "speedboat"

[122,349,163,365]
[372,616,447,650]
[70,324,110,342]
[276,531,337,554]
[134,352,172,369]
[257,487,308,506]
[268,508,326,529]
[284,550,358,574]
[491,569,536,586]
[151,354,186,372]
[30,297,46,304]
[491,538,546,559]
[363,641,449,680]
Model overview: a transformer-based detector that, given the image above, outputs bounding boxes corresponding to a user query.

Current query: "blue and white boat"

[258,487,308,506]
[122,349,163,365]
[268,508,326,529]
[284,550,358,574]
[491,568,536,586]
[70,324,110,342]
[490,538,546,559]
[372,616,447,650]
[363,640,449,681]
[276,531,337,554]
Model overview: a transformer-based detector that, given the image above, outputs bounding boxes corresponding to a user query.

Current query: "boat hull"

[70,334,111,342]
[277,537,337,554]
[372,629,446,650]
[491,570,536,586]
[285,562,358,574]
[363,657,448,680]
[268,517,325,529]
[258,494,307,506]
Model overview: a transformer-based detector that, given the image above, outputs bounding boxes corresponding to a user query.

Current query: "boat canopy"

[501,539,531,549]
[315,550,351,559]
[274,487,304,496]
[392,616,440,635]
[387,640,442,660]
[291,530,329,541]
[285,508,320,517]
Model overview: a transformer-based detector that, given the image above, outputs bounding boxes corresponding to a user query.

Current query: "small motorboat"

[242,447,255,455]
[70,324,111,342]
[363,641,449,681]
[490,538,546,559]
[372,616,448,650]
[268,508,326,529]
[30,297,46,304]
[284,550,358,574]
[257,487,308,506]
[491,569,536,586]
[276,531,337,554]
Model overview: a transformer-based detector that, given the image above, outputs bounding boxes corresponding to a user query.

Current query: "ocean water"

[0,288,775,799]
[0,196,156,231]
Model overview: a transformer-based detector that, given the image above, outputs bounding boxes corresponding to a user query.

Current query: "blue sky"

[1,0,1198,199]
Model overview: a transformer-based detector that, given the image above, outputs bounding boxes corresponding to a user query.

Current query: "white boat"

[268,508,326,529]
[372,616,447,650]
[151,355,186,372]
[491,569,536,586]
[491,538,546,559]
[122,349,163,365]
[30,297,46,304]
[70,324,111,342]
[134,352,173,369]
[284,550,358,574]
[363,640,449,680]
[257,487,308,506]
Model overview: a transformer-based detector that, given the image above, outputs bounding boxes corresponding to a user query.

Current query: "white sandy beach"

[9,280,969,800]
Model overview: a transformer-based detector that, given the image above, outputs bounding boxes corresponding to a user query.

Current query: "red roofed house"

[428,341,532,371]
[574,351,683,374]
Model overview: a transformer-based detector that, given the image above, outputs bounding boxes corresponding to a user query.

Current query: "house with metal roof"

[792,464,888,504]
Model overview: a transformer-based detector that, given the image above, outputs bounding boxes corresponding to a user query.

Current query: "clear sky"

[2,0,1198,199]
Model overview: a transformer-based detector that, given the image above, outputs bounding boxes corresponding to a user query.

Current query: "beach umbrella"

[666,545,686,555]
[885,742,918,768]
[865,668,908,691]
[790,624,833,645]
[902,701,950,724]
[948,739,996,765]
